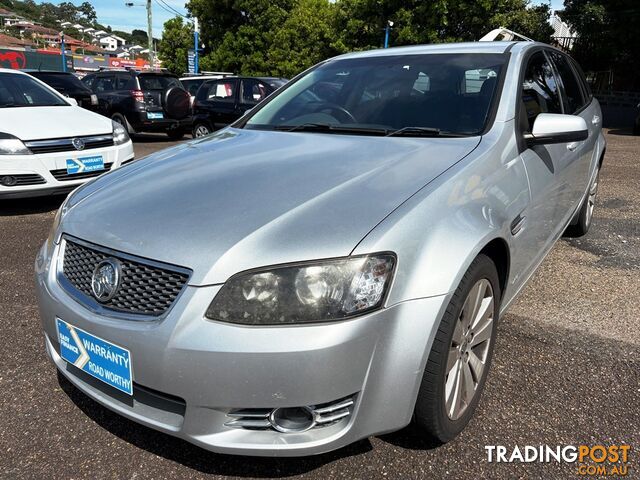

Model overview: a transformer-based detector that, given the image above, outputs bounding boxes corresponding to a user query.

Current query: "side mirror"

[66,97,78,106]
[524,113,588,146]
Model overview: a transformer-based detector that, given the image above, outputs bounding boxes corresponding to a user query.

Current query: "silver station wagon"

[36,37,604,456]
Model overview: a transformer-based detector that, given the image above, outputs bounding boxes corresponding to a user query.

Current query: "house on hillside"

[0,32,35,48]
[99,34,125,52]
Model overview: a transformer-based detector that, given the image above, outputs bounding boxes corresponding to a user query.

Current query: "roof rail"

[479,28,534,42]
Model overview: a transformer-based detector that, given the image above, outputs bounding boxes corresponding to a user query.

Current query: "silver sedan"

[36,39,605,456]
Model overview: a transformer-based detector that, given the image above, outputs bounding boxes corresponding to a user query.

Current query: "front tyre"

[414,254,500,443]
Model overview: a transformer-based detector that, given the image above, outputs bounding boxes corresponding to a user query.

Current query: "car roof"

[180,75,227,80]
[331,40,547,60]
[22,70,73,75]
[0,68,29,75]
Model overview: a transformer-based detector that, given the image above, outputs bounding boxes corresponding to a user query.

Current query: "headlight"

[205,253,395,325]
[49,193,73,246]
[0,132,31,155]
[112,120,130,145]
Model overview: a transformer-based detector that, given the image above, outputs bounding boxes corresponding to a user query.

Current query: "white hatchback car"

[0,69,134,198]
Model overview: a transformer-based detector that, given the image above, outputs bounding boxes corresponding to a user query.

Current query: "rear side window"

[94,75,115,93]
[521,51,562,131]
[198,80,236,103]
[81,74,95,89]
[241,79,268,104]
[115,74,135,90]
[183,79,204,96]
[32,73,87,91]
[549,51,585,114]
[138,75,181,91]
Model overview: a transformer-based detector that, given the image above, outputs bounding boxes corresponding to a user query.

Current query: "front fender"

[354,121,529,306]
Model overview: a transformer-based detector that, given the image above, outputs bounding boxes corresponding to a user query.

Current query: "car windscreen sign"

[66,155,105,175]
[56,318,133,395]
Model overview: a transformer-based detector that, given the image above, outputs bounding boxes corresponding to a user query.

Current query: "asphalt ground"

[0,130,638,479]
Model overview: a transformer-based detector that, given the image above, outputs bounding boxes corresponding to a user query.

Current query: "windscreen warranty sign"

[56,318,133,395]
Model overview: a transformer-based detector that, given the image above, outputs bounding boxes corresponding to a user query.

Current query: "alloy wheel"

[585,167,600,227]
[444,278,494,420]
[195,125,210,137]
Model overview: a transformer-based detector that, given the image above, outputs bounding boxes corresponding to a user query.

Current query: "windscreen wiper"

[386,126,443,137]
[274,123,388,135]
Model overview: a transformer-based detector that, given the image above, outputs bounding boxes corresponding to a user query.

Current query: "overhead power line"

[154,0,189,20]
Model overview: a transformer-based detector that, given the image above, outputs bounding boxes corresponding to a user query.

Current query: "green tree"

[131,29,149,45]
[158,17,193,74]
[58,1,78,23]
[267,0,345,78]
[176,0,554,77]
[334,0,553,50]
[560,0,639,86]
[78,1,97,24]
[189,0,294,74]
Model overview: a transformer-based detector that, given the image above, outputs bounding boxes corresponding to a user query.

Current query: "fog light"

[269,406,316,433]
[1,175,17,186]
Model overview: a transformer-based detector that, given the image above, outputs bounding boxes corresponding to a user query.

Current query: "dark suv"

[82,70,191,139]
[191,76,287,137]
[26,70,99,111]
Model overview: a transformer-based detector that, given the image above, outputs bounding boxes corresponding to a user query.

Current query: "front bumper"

[0,141,134,198]
[35,239,448,456]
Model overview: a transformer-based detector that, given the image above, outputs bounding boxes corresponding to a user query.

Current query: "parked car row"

[25,69,287,140]
[0,68,287,199]
[0,68,133,199]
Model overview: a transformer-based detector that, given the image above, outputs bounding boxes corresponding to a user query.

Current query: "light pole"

[146,0,154,68]
[125,1,154,69]
[193,17,199,74]
[59,32,66,72]
[384,20,393,48]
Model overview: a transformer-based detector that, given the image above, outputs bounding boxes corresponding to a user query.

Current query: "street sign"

[187,49,195,74]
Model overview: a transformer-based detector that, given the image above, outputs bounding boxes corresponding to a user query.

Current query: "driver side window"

[521,51,562,132]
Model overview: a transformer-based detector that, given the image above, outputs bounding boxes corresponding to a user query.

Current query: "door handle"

[567,142,579,151]
[592,115,601,126]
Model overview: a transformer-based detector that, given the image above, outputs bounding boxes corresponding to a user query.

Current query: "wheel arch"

[478,237,510,302]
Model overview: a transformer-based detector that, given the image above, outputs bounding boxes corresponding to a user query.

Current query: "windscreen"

[181,78,204,96]
[246,53,506,135]
[0,73,68,107]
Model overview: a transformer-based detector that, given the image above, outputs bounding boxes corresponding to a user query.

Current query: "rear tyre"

[166,129,185,140]
[111,112,134,135]
[565,164,600,237]
[414,254,500,443]
[193,123,212,138]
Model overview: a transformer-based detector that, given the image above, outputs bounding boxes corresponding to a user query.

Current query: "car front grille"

[25,134,114,154]
[60,237,191,317]
[50,163,113,181]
